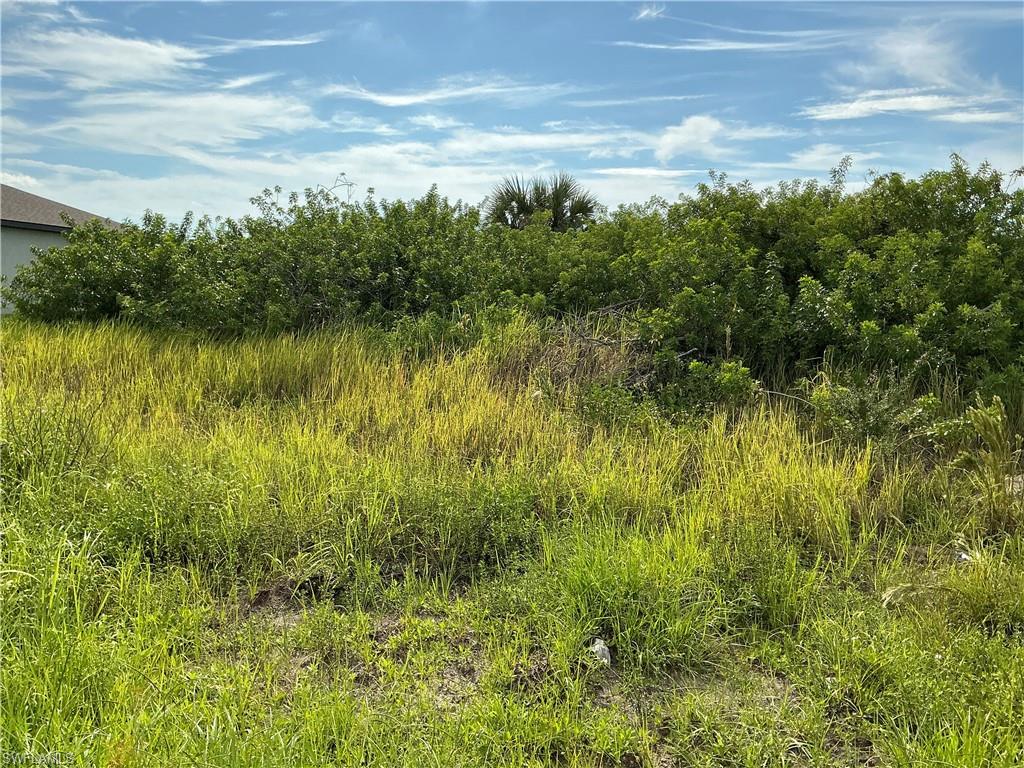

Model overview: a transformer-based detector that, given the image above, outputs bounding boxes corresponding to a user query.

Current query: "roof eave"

[1,219,73,234]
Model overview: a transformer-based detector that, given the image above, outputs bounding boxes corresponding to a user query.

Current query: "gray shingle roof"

[1,184,119,232]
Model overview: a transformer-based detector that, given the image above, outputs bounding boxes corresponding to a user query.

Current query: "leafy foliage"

[5,158,1023,418]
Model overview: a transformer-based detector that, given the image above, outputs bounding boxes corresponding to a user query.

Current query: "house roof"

[1,184,119,233]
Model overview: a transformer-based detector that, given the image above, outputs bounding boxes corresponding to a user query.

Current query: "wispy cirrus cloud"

[632,4,666,22]
[839,26,965,88]
[2,28,206,88]
[815,3,1023,28]
[626,3,844,40]
[800,88,989,121]
[0,115,41,155]
[0,0,68,24]
[41,90,322,156]
[727,124,801,140]
[438,124,649,160]
[568,94,706,108]
[323,74,578,107]
[930,110,1022,125]
[200,33,327,56]
[408,114,469,131]
[1,21,332,166]
[2,0,1019,221]
[591,166,700,178]
[219,73,281,90]
[2,144,523,221]
[64,4,101,24]
[2,27,327,90]
[330,112,400,135]
[751,143,883,172]
[806,23,1020,125]
[614,14,849,54]
[654,17,841,39]
[611,37,843,53]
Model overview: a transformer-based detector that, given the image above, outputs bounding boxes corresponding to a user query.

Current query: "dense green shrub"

[5,159,1022,417]
[655,357,760,416]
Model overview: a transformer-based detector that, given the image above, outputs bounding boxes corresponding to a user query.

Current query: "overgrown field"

[2,319,1022,767]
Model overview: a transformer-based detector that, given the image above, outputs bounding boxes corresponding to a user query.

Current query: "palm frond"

[486,175,535,228]
[487,172,598,231]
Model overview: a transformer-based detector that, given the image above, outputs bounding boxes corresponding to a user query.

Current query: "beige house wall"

[1,226,66,312]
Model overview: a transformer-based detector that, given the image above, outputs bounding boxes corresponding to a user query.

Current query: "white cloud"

[409,114,468,131]
[2,158,127,182]
[800,88,981,120]
[0,0,66,24]
[65,5,101,24]
[2,27,326,90]
[612,37,842,53]
[931,110,1022,125]
[540,119,622,132]
[854,27,964,88]
[780,143,881,171]
[822,3,1023,26]
[653,116,796,163]
[583,170,694,205]
[0,115,40,154]
[423,121,655,160]
[654,115,732,162]
[713,143,884,178]
[2,144,524,220]
[0,170,42,188]
[632,4,665,22]
[9,120,1019,225]
[43,90,322,156]
[438,126,649,159]
[201,33,327,56]
[3,3,1019,222]
[219,73,280,90]
[591,167,700,178]
[568,94,706,107]
[4,28,207,89]
[811,24,1017,127]
[727,124,801,140]
[0,118,706,220]
[658,17,842,39]
[323,74,576,107]
[0,138,41,155]
[7,148,684,222]
[330,113,400,135]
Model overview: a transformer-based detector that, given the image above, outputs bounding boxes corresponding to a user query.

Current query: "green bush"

[655,358,759,415]
[5,159,1022,420]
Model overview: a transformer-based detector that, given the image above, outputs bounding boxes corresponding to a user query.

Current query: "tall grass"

[2,319,1021,766]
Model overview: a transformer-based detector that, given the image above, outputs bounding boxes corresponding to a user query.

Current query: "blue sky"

[1,1,1021,221]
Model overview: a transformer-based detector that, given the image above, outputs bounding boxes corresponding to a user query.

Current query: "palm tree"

[486,172,598,232]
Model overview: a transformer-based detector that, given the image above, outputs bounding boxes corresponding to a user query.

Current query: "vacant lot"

[2,320,1022,767]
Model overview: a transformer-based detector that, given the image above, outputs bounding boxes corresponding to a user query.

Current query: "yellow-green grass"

[1,319,1021,767]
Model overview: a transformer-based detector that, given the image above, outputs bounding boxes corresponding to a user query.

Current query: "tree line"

[5,157,1022,422]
